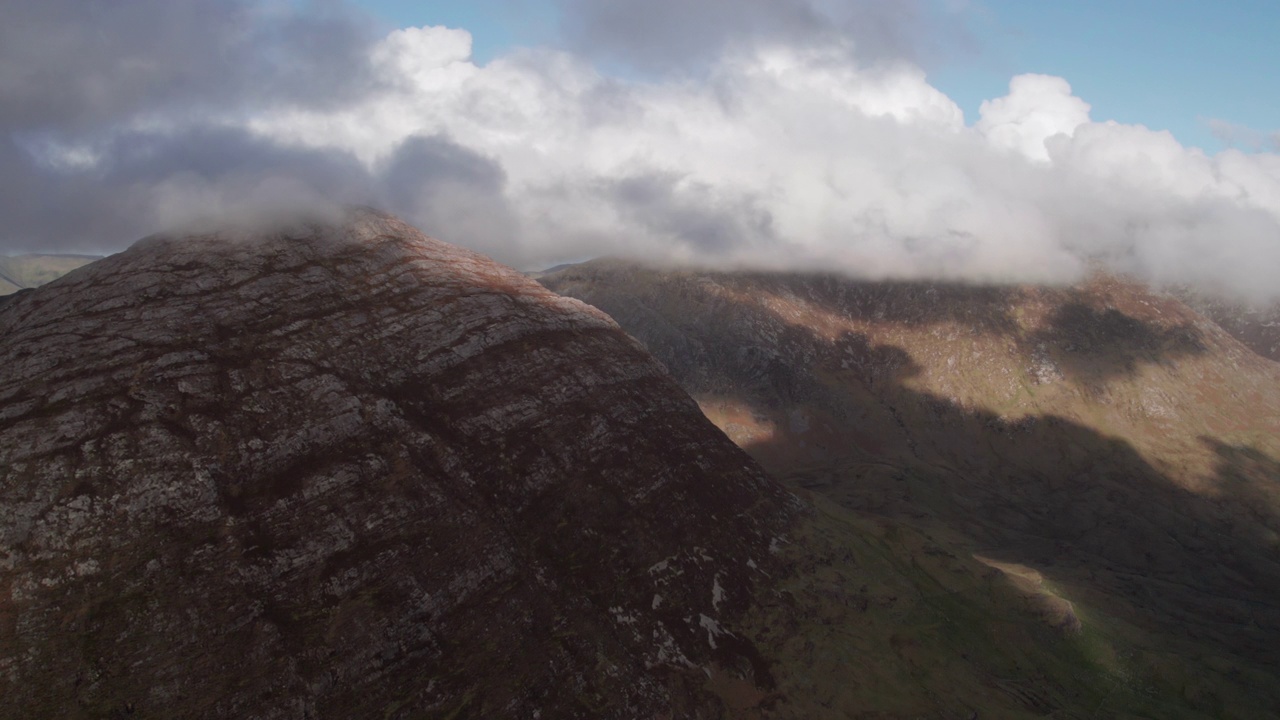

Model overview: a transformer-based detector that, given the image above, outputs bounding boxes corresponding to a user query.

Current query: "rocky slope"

[0,211,801,719]
[1174,290,1280,363]
[543,261,1280,717]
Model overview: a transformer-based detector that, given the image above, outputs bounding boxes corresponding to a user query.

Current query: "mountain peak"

[0,213,799,718]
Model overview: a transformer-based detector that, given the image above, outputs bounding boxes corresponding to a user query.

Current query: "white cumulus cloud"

[4,5,1279,304]
[233,25,1280,301]
[976,74,1091,161]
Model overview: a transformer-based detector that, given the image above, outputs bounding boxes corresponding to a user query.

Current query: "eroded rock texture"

[0,211,798,719]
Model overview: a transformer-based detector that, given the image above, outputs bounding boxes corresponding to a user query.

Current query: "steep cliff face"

[542,261,1280,716]
[0,211,799,719]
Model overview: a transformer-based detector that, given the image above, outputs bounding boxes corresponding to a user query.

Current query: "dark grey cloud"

[555,0,932,71]
[382,135,507,207]
[0,0,393,252]
[0,126,379,251]
[604,172,778,255]
[379,134,520,260]
[0,123,529,255]
[104,128,373,191]
[0,0,381,133]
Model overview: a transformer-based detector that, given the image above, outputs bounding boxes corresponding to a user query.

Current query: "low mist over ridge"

[3,1,1280,302]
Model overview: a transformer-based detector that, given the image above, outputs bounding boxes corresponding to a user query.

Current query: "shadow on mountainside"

[1031,300,1208,387]
[540,264,1280,714]
[1173,288,1280,364]
[696,285,1275,658]
[732,272,1024,335]
[739,330,1280,666]
[732,334,1280,716]
[548,263,1210,394]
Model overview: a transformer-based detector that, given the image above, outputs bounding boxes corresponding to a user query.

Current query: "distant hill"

[0,253,101,294]
[523,261,583,280]
[543,260,1280,717]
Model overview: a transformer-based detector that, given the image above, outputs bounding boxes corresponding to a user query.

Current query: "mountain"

[542,260,1280,717]
[1174,290,1280,363]
[7,210,1275,718]
[0,211,801,718]
[0,253,101,295]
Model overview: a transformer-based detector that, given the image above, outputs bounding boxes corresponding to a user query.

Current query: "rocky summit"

[0,210,800,719]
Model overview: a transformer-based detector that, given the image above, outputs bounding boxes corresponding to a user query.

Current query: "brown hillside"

[543,261,1280,717]
[1174,290,1280,363]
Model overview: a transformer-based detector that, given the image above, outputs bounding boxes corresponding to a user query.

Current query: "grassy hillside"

[543,262,1280,718]
[745,495,1270,718]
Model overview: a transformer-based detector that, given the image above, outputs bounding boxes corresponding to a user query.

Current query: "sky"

[357,0,1280,154]
[2,0,1279,302]
[931,0,1280,154]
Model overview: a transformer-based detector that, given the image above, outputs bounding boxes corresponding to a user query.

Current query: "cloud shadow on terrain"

[730,272,1024,335]
[735,273,1212,389]
[743,331,1277,636]
[714,280,1269,651]
[734,332,1280,712]
[1030,300,1208,387]
[552,262,1210,392]
[540,265,1280,713]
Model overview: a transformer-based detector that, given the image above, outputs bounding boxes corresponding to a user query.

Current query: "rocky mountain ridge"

[1174,289,1280,363]
[0,211,800,719]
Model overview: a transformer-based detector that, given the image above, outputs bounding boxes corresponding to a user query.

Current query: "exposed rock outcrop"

[0,211,799,719]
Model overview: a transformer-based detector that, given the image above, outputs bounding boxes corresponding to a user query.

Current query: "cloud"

[378,134,520,260]
[0,0,388,249]
[2,3,1279,305]
[976,74,1091,161]
[0,0,381,133]
[0,125,379,249]
[555,0,932,72]
[1205,118,1280,153]
[603,171,779,256]
[246,26,1280,302]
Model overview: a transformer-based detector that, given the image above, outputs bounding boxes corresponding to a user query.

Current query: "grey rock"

[0,209,798,719]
